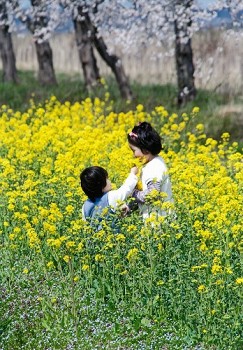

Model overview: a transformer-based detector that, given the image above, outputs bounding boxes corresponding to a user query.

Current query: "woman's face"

[129,144,144,158]
[129,143,153,163]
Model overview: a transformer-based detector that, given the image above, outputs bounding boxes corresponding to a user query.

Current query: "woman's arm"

[133,180,161,203]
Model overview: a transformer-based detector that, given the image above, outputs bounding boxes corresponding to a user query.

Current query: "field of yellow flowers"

[0,95,242,349]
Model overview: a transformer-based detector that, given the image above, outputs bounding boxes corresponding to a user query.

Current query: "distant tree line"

[0,0,242,106]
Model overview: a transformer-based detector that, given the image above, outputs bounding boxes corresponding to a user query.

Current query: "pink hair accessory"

[129,131,138,138]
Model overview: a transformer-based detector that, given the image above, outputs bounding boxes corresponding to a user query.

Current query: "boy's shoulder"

[82,198,94,218]
[83,193,109,216]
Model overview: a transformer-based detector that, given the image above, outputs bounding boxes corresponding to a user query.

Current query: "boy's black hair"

[80,166,108,202]
[127,122,162,155]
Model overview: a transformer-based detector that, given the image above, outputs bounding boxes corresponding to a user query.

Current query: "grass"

[0,261,203,349]
[0,70,242,144]
[0,71,86,111]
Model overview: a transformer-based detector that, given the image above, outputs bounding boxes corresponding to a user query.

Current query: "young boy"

[80,166,138,226]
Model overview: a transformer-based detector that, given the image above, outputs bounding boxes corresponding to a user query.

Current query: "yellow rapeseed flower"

[235,278,243,284]
[127,248,139,262]
[95,254,105,262]
[192,107,200,113]
[63,255,71,263]
[82,264,89,271]
[47,261,54,269]
[198,285,206,292]
[136,104,144,112]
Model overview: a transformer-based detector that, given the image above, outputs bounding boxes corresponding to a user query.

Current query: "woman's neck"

[144,154,156,163]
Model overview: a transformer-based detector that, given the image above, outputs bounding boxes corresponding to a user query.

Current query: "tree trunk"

[93,33,133,100]
[75,6,133,100]
[174,0,196,106]
[73,11,100,91]
[0,2,18,83]
[88,10,133,100]
[34,41,57,85]
[27,0,57,85]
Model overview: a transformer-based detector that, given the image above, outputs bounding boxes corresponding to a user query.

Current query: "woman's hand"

[130,166,138,175]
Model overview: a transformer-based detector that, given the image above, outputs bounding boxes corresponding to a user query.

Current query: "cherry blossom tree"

[72,4,101,91]
[60,0,133,99]
[14,0,57,85]
[90,0,197,105]
[174,0,196,105]
[0,0,18,83]
[1,0,242,103]
[13,0,133,98]
[91,0,242,105]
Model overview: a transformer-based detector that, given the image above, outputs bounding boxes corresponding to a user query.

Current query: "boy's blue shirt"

[83,192,119,231]
[83,192,110,220]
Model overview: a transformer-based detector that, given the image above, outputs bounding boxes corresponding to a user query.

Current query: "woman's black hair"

[80,166,108,202]
[127,122,162,155]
